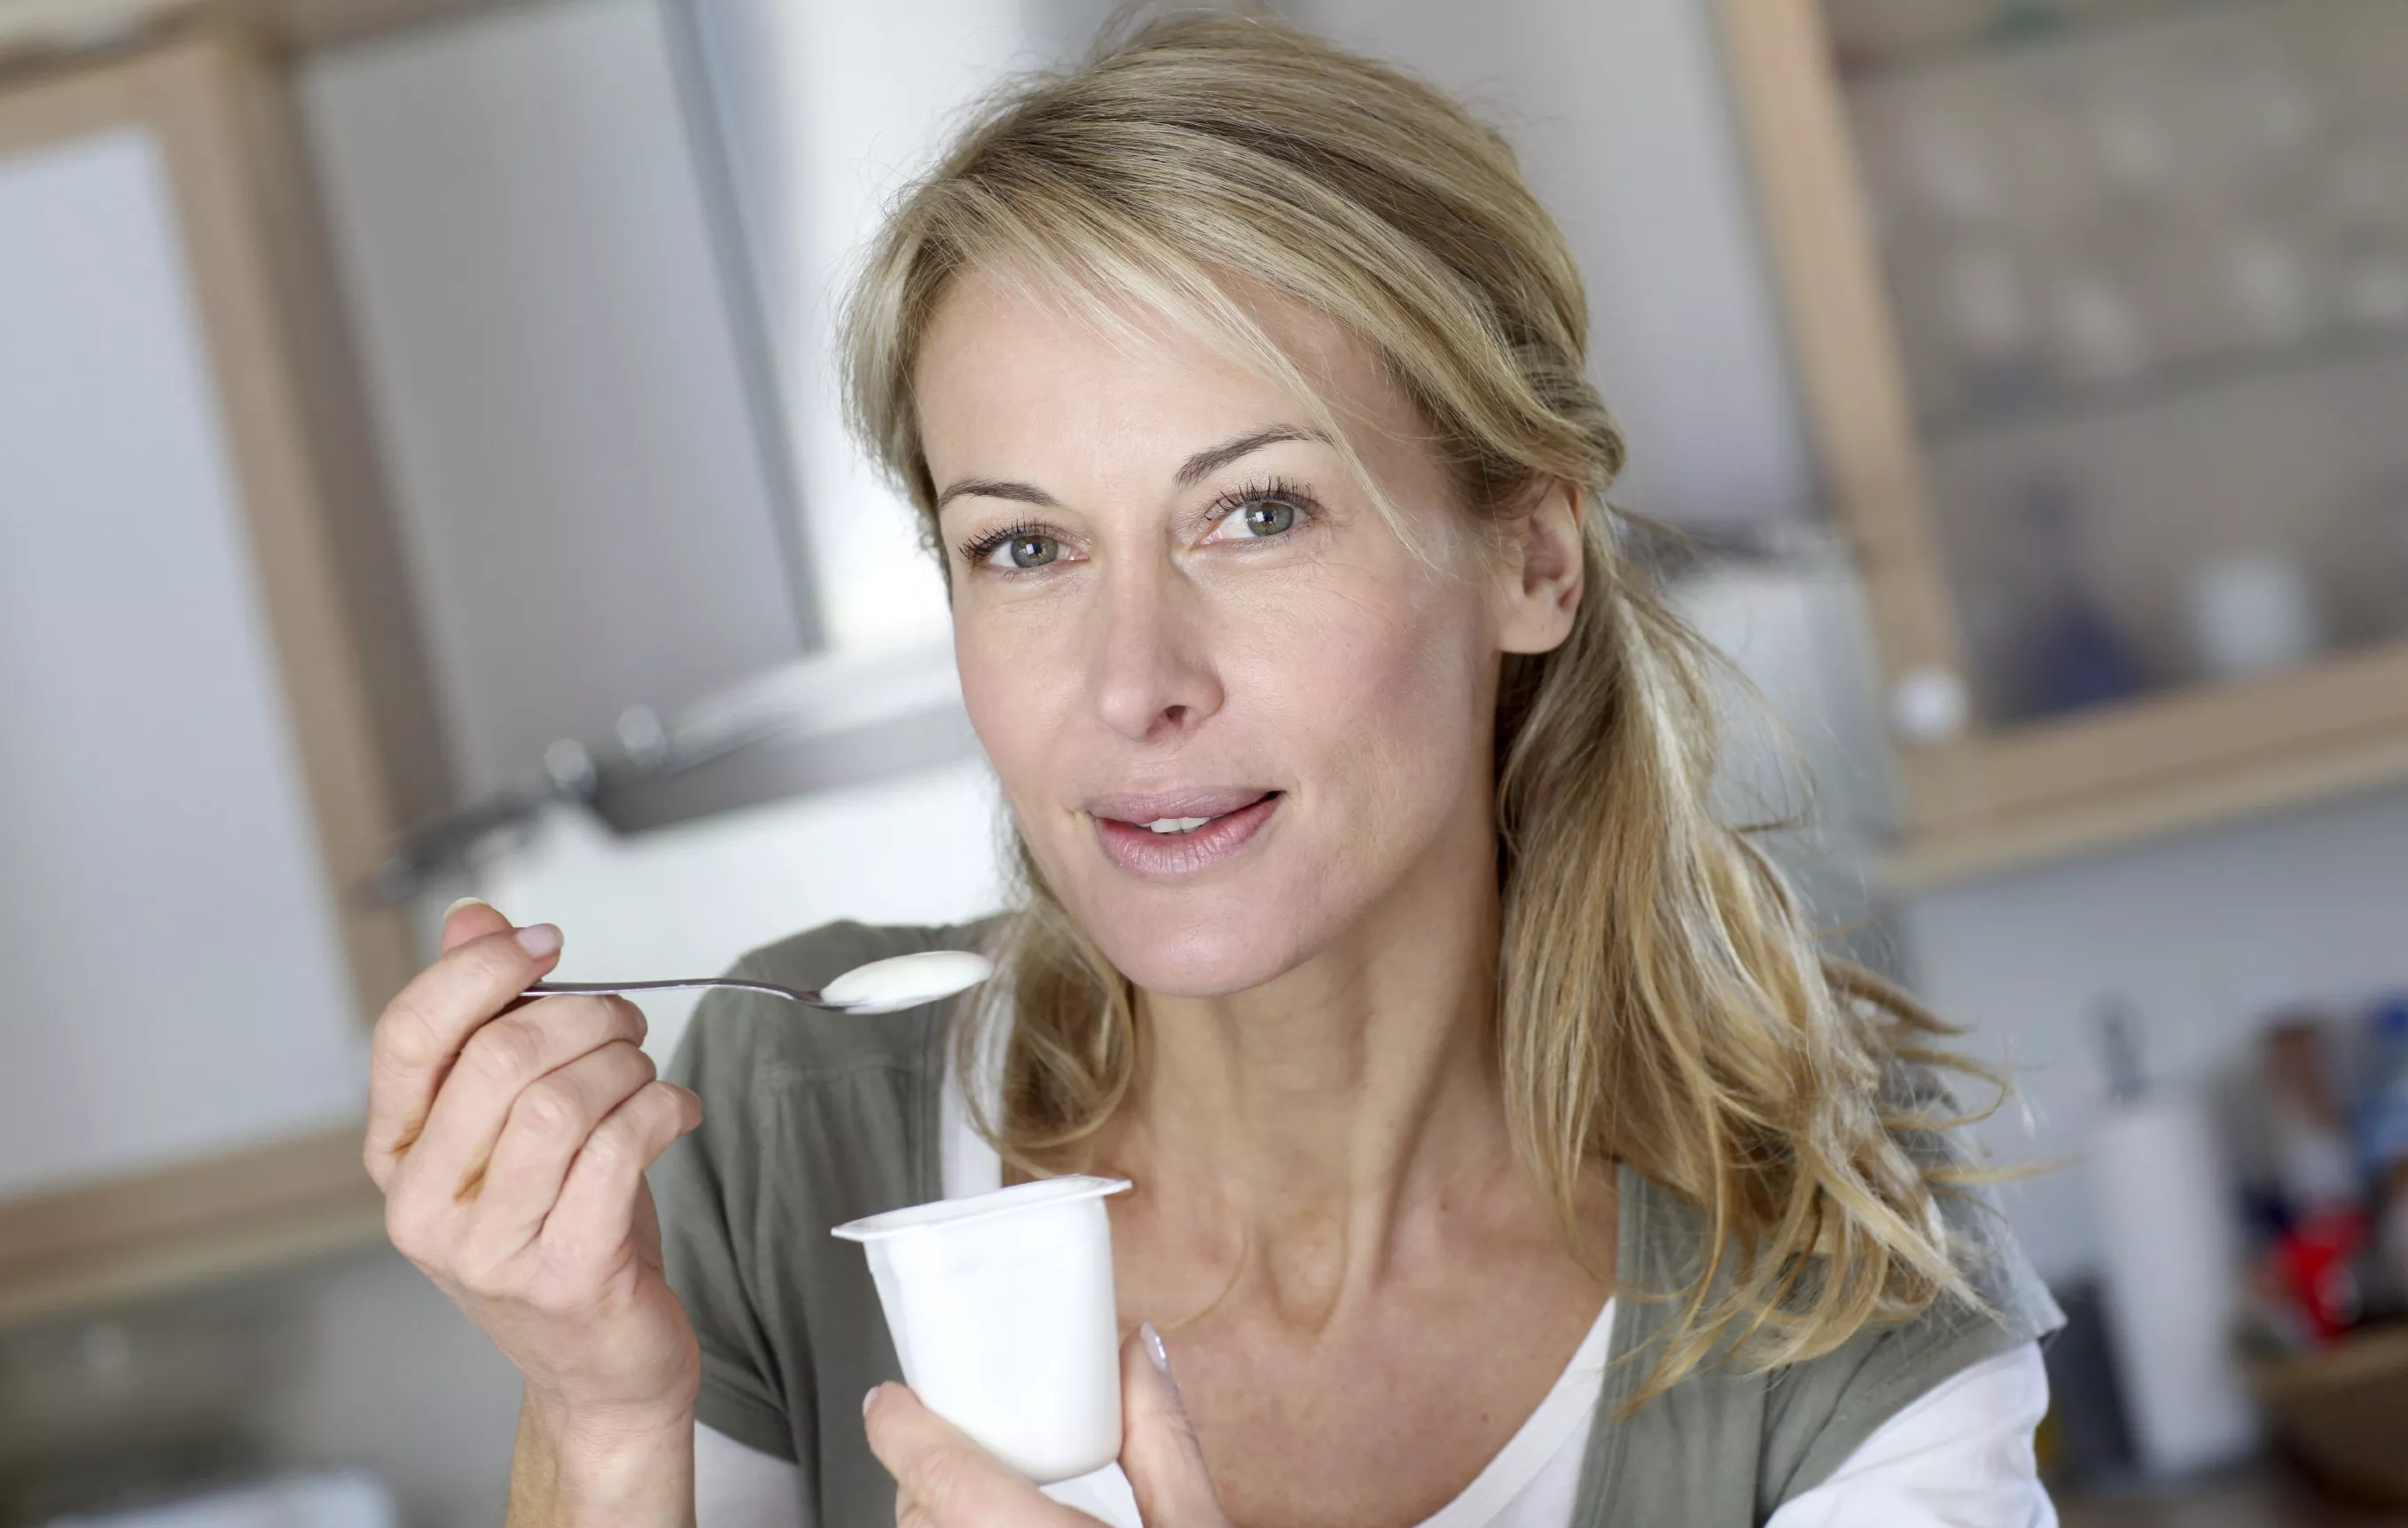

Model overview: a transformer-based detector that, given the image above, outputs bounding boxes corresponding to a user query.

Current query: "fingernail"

[443,895,490,919]
[1141,1321,1177,1390]
[514,923,563,958]
[862,1384,880,1418]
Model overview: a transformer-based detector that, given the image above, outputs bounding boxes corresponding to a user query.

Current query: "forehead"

[911,266,1418,476]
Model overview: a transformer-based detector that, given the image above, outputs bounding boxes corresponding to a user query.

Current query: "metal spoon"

[521,948,995,1015]
[525,976,857,1010]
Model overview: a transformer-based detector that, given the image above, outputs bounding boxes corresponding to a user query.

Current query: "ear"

[1493,477,1584,655]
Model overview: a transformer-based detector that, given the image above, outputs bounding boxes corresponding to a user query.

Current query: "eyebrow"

[932,424,1332,512]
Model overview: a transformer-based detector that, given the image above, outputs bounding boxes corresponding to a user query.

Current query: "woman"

[363,11,2061,1526]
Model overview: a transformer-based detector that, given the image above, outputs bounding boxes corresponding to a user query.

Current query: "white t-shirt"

[691,1028,2059,1528]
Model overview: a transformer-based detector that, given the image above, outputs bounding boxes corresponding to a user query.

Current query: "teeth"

[1144,816,1213,834]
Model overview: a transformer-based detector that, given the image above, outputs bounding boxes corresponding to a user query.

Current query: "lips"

[1085,788,1281,879]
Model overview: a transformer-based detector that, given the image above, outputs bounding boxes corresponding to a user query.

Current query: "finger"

[440,895,512,953]
[543,1079,704,1261]
[863,1383,1083,1524]
[1120,1324,1224,1527]
[389,994,645,1204]
[366,898,520,1186]
[466,1038,659,1247]
[365,922,567,1183]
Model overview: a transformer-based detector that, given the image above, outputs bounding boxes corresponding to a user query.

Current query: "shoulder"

[1750,1191,2061,1506]
[1866,1056,2067,1368]
[1605,1059,2064,1516]
[1620,1059,2062,1357]
[1763,1342,2052,1526]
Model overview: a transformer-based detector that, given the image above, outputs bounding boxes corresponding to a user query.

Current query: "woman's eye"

[1224,498,1297,539]
[986,534,1060,569]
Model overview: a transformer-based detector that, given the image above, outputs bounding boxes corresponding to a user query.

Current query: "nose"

[1090,555,1223,745]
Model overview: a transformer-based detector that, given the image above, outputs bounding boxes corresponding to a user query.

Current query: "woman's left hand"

[866,1322,1229,1527]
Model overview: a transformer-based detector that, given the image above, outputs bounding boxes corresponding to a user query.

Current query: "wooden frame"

[0,0,512,66]
[0,1127,382,1327]
[1714,0,2408,885]
[0,29,421,1321]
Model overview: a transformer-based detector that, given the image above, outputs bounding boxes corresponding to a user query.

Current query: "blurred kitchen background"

[4,0,2408,1522]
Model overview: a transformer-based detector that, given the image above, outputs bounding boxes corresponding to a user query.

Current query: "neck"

[1095,799,1520,1320]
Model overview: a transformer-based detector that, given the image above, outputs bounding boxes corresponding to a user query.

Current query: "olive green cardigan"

[655,919,2061,1525]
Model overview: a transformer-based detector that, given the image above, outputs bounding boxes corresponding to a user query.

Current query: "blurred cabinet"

[1717,0,2408,882]
[296,0,815,804]
[0,30,418,1321]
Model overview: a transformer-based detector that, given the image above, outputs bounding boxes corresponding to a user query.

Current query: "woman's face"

[916,270,1578,996]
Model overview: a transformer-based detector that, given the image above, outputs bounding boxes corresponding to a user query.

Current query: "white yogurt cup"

[833,1174,1132,1483]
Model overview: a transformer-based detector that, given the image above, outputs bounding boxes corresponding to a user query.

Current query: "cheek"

[1231,564,1490,799]
[956,618,1037,769]
[954,604,1086,823]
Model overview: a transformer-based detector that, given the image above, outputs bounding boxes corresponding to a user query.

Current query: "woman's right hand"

[365,898,706,1439]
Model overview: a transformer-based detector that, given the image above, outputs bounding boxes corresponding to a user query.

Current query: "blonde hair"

[838,5,1998,1404]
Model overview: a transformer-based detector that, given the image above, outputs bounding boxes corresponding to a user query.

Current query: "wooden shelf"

[1880,595,2408,887]
[1880,706,2408,886]
[0,1125,386,1330]
[1919,641,2408,827]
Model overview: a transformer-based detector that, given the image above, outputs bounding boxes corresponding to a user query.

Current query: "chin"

[1051,856,1335,998]
[1097,911,1301,997]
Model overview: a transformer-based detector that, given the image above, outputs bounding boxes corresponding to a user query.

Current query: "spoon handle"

[522,978,836,1009]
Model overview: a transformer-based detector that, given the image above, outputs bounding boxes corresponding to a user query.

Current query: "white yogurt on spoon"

[820,949,996,1013]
